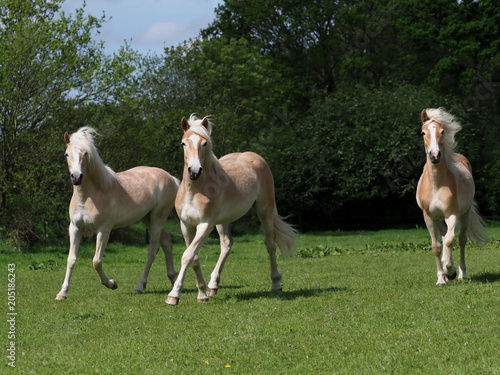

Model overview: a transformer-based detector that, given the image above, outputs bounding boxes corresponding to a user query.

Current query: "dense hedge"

[1,0,499,246]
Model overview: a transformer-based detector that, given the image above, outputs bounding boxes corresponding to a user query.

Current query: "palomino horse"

[56,127,179,300]
[416,108,488,286]
[165,115,297,305]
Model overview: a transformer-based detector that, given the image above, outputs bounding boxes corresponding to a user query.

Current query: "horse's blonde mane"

[186,114,222,173]
[187,114,213,142]
[424,108,461,150]
[424,108,463,169]
[69,127,117,191]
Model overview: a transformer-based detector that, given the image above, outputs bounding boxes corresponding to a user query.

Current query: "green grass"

[2,221,500,374]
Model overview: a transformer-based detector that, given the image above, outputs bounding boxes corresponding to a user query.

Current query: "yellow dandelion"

[204,361,209,365]
[225,364,231,368]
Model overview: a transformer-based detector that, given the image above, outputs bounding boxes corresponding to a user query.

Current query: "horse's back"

[219,152,273,193]
[452,154,475,214]
[217,152,275,222]
[220,151,270,174]
[455,153,472,174]
[106,166,178,227]
[119,166,178,192]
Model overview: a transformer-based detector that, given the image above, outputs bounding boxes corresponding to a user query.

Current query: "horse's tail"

[273,209,297,258]
[467,201,489,243]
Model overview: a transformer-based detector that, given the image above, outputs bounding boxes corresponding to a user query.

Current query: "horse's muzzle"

[71,174,83,185]
[188,167,202,181]
[429,150,441,164]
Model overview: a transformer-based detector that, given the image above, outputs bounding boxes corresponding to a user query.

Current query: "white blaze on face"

[186,133,203,175]
[428,123,440,159]
[69,148,83,178]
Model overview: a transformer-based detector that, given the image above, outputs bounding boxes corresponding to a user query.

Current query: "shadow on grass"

[228,286,346,302]
[140,285,345,302]
[469,271,500,284]
[141,285,244,296]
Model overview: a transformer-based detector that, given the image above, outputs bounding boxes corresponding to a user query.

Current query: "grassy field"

[1,220,500,374]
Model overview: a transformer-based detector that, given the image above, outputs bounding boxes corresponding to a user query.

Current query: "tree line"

[1,0,499,247]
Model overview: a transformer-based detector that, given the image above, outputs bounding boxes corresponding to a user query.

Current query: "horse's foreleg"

[160,230,179,285]
[424,214,446,285]
[442,215,457,280]
[93,230,117,290]
[191,253,208,302]
[208,224,233,296]
[56,223,82,300]
[166,222,212,305]
[134,222,162,295]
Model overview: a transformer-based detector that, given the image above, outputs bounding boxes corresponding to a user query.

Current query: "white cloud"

[139,17,212,45]
[60,0,219,55]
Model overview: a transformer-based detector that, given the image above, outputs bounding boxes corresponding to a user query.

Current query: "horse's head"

[421,109,445,164]
[64,129,93,185]
[180,116,212,181]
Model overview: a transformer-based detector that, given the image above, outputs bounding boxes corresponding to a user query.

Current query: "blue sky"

[61,0,221,56]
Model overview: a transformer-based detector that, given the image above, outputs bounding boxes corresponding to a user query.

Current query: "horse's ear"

[64,132,70,145]
[181,117,189,132]
[201,117,209,129]
[421,109,429,124]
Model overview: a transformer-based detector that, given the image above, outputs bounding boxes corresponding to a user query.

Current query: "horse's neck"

[425,158,450,188]
[72,179,98,203]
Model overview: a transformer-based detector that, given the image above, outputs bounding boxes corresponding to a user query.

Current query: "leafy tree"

[202,0,500,227]
[131,37,292,159]
[204,0,342,99]
[274,84,454,230]
[0,0,136,246]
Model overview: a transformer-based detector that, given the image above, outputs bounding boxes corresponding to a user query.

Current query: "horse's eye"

[421,131,426,136]
[65,153,69,157]
[181,141,186,147]
[201,141,207,147]
[440,129,445,135]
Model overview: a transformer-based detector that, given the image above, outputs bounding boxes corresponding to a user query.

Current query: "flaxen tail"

[467,201,489,243]
[273,209,297,257]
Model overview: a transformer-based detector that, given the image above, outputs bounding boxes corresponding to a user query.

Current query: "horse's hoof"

[208,288,218,297]
[165,296,179,305]
[55,294,67,300]
[446,272,457,281]
[132,290,143,295]
[111,281,118,290]
[197,298,209,303]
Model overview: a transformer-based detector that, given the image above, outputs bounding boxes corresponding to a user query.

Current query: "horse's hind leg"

[458,213,469,280]
[257,207,282,292]
[208,224,233,296]
[134,216,163,294]
[93,230,117,290]
[160,229,179,285]
[442,215,458,281]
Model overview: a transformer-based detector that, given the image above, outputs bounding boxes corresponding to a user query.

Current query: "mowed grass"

[2,221,500,374]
